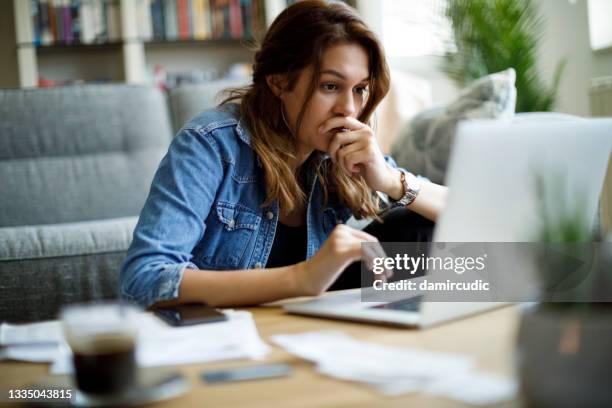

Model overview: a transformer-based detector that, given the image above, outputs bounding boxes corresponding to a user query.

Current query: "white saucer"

[28,369,189,407]
[71,370,188,407]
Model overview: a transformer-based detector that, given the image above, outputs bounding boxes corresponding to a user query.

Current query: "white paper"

[136,310,270,367]
[0,320,64,345]
[1,310,270,374]
[271,330,517,404]
[425,371,518,406]
[0,343,61,363]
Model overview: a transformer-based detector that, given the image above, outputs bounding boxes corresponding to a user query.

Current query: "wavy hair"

[222,0,390,219]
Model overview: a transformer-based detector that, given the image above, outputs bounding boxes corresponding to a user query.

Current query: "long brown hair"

[222,0,390,219]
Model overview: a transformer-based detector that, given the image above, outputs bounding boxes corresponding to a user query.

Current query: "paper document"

[0,320,63,345]
[271,330,517,405]
[0,310,270,374]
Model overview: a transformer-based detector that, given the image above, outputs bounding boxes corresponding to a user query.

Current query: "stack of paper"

[0,320,63,363]
[271,331,517,405]
[0,310,270,374]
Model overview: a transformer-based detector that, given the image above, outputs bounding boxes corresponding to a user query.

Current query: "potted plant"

[516,176,612,407]
[442,0,566,112]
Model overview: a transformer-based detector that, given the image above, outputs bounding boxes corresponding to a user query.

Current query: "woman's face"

[279,42,370,161]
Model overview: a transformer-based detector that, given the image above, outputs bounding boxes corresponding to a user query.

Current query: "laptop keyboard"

[371,296,423,312]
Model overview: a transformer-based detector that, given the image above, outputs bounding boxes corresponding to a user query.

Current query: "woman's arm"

[320,116,448,222]
[153,224,383,308]
[383,169,448,222]
[120,126,224,309]
[169,265,303,307]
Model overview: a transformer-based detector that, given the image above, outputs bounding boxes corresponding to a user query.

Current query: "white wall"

[537,0,612,115]
[357,0,460,105]
[359,0,612,115]
[535,0,593,116]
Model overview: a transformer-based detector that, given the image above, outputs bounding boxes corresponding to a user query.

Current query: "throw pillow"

[391,68,517,184]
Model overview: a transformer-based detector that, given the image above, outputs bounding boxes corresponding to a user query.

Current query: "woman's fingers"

[345,226,394,280]
[343,148,371,175]
[336,139,368,174]
[328,131,360,166]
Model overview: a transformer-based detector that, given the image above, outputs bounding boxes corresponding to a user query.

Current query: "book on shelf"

[146,0,265,42]
[151,0,166,40]
[177,0,190,39]
[136,0,153,40]
[28,0,271,46]
[192,0,210,40]
[229,0,243,38]
[29,0,121,45]
[163,0,179,40]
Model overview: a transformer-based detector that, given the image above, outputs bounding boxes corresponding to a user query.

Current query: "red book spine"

[229,0,242,38]
[177,0,190,39]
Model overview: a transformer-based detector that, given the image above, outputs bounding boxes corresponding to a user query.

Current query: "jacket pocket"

[197,201,261,269]
[216,201,261,231]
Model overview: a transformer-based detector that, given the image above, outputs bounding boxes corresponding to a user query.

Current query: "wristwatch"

[393,170,421,207]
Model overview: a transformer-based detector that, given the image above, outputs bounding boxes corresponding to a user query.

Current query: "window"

[588,0,612,50]
[380,0,452,58]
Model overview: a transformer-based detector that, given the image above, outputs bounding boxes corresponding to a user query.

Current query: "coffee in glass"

[61,302,141,395]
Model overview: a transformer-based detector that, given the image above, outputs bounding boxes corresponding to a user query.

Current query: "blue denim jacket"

[120,104,403,307]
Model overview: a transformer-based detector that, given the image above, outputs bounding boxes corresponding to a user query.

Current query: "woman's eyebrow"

[320,69,369,83]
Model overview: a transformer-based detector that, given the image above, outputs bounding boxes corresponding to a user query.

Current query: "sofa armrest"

[0,217,137,323]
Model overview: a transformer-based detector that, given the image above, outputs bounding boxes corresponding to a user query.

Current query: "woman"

[120,0,447,308]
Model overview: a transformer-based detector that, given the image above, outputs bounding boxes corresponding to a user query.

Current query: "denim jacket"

[120,104,404,307]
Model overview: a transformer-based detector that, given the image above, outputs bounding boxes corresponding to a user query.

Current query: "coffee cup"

[60,302,141,396]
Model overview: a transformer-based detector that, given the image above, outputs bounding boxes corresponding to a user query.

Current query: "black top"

[265,222,307,268]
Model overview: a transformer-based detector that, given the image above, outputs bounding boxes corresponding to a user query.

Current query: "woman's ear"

[266,74,288,97]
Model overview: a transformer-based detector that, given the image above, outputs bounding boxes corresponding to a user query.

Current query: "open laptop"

[284,118,612,328]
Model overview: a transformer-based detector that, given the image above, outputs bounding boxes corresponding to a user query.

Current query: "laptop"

[284,118,612,328]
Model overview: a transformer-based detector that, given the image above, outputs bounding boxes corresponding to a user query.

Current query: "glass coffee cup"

[60,302,141,396]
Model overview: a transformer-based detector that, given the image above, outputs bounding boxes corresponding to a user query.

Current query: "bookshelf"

[5,0,286,88]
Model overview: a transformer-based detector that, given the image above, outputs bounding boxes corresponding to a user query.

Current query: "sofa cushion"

[0,217,137,261]
[168,78,248,133]
[391,68,517,184]
[0,85,172,227]
[0,217,137,322]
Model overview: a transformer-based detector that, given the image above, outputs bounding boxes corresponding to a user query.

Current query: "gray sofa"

[0,83,238,322]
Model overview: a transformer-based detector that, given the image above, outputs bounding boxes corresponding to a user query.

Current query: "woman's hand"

[293,224,391,296]
[320,116,400,195]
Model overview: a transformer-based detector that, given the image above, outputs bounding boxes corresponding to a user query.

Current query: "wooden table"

[0,304,522,407]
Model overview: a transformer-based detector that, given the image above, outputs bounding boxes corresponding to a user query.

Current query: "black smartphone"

[153,303,228,326]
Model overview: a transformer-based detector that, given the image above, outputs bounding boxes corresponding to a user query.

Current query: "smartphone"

[153,303,228,326]
[201,363,292,384]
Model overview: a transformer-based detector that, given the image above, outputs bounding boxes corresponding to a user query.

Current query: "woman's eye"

[321,83,338,91]
[354,86,368,95]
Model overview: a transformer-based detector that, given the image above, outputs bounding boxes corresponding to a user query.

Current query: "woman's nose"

[333,91,356,117]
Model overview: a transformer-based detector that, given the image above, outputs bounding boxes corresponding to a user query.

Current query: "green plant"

[533,173,612,311]
[442,0,566,112]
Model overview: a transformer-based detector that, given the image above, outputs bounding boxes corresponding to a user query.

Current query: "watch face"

[405,172,421,192]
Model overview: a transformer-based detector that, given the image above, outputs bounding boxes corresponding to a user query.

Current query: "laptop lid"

[434,118,612,242]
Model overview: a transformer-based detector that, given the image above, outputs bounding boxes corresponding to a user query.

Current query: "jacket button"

[266,211,274,220]
[228,219,235,228]
[254,262,263,268]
